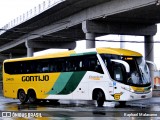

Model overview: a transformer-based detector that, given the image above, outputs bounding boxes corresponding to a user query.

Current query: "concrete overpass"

[0,0,160,62]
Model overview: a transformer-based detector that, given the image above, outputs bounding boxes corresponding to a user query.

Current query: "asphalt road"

[0,95,160,120]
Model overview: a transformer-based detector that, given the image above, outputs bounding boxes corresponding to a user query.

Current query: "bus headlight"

[121,86,133,92]
[129,88,135,92]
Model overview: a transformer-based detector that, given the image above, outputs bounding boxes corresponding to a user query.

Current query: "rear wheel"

[18,90,28,104]
[95,90,105,107]
[28,90,37,104]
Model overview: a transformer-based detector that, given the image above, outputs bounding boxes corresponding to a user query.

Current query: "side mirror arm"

[146,61,157,71]
[111,59,130,73]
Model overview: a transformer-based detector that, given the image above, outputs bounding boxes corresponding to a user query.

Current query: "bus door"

[110,59,130,100]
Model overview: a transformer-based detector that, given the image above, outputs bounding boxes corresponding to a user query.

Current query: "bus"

[3,48,152,107]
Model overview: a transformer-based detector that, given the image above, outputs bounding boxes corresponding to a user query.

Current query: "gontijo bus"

[3,48,152,106]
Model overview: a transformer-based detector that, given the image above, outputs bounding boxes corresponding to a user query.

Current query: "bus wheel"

[49,100,59,104]
[28,90,37,104]
[18,90,28,104]
[119,101,126,107]
[96,90,105,107]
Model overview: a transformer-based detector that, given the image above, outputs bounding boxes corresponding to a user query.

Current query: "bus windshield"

[101,54,151,87]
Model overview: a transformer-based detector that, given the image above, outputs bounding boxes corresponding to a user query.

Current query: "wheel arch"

[27,88,36,95]
[92,88,106,100]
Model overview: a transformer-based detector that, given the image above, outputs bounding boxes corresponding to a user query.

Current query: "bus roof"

[96,48,142,56]
[4,47,142,62]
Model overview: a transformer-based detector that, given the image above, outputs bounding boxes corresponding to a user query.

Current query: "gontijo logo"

[22,75,49,82]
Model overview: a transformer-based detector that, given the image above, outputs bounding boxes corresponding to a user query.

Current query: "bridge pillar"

[82,21,96,49]
[144,35,155,88]
[27,48,34,57]
[86,33,95,49]
[120,35,125,49]
[144,35,154,62]
[25,41,34,57]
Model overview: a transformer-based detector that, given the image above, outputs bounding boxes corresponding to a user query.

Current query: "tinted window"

[4,55,104,74]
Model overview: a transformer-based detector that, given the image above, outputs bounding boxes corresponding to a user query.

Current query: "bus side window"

[66,58,73,71]
[62,60,66,72]
[73,59,79,71]
[50,64,57,72]
[82,59,89,71]
[104,60,107,67]
[42,67,49,72]
[4,63,10,74]
[113,66,123,82]
[55,59,63,72]
[66,57,79,72]
[111,63,124,82]
[79,61,83,70]
[89,60,96,71]
[89,56,103,74]
[95,60,103,74]
[36,64,42,73]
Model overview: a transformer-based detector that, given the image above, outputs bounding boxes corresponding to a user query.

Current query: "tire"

[49,100,59,103]
[49,100,60,105]
[96,90,105,107]
[18,90,28,104]
[28,90,37,104]
[119,101,126,107]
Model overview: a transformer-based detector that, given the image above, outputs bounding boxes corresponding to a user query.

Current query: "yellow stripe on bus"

[3,73,61,99]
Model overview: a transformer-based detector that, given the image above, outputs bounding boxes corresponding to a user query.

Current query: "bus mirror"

[111,59,130,73]
[146,61,158,71]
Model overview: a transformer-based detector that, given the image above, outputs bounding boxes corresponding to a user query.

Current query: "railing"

[0,0,65,35]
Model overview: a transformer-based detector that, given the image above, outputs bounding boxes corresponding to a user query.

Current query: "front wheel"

[49,100,59,103]
[49,100,60,105]
[119,101,126,107]
[96,90,105,107]
[18,90,28,104]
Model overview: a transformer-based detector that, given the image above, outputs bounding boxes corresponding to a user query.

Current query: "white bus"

[3,48,152,106]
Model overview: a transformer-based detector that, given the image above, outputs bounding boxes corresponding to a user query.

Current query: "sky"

[0,0,44,27]
[0,0,160,69]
